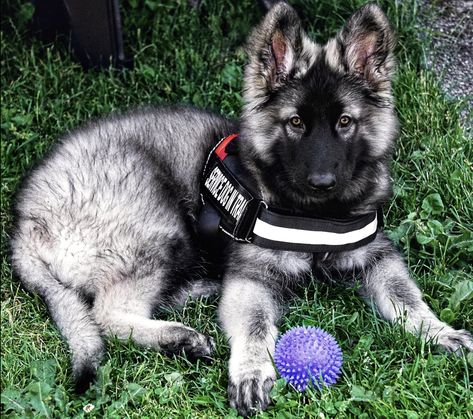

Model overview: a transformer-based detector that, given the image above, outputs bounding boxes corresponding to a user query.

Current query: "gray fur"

[11,2,472,416]
[12,106,233,389]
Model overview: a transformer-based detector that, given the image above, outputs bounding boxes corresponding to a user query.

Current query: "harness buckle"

[231,199,267,243]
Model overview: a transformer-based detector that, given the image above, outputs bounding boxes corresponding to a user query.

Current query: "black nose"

[307,173,336,191]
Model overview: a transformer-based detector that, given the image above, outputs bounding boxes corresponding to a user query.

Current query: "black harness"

[197,134,382,253]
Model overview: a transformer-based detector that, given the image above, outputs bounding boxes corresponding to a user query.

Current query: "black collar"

[197,134,382,253]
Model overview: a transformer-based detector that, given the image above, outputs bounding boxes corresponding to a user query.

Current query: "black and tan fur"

[10,3,472,416]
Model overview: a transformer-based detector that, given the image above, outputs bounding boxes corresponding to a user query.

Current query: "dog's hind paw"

[435,328,473,354]
[160,325,215,362]
[228,370,275,417]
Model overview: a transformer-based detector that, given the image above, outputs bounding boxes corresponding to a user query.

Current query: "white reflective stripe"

[253,213,378,245]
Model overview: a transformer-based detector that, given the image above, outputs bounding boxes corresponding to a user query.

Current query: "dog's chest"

[311,252,360,285]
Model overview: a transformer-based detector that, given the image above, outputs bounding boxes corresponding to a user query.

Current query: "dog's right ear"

[244,3,303,105]
[338,4,395,90]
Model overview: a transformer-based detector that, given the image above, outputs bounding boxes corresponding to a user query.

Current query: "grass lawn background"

[1,0,472,417]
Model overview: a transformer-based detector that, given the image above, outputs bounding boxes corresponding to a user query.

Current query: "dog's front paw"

[228,368,276,417]
[435,327,473,354]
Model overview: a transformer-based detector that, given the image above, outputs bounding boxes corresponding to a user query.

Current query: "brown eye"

[339,115,352,128]
[289,116,303,128]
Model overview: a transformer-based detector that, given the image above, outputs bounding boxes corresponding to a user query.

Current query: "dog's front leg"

[336,233,473,353]
[220,277,278,416]
[219,245,312,416]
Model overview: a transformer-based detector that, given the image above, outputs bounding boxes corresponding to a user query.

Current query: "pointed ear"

[245,3,303,97]
[338,4,395,90]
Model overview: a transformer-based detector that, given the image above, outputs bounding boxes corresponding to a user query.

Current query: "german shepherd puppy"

[11,3,472,416]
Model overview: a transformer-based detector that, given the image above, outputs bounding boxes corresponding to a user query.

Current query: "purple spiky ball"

[274,326,343,392]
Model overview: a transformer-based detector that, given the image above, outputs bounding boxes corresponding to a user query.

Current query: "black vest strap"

[197,134,382,253]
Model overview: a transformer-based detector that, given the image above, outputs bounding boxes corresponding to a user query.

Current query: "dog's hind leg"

[168,278,222,308]
[93,276,214,360]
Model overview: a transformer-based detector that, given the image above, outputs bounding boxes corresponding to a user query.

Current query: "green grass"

[1,0,472,417]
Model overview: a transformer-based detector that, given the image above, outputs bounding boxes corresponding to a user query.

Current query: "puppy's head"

[241,3,398,214]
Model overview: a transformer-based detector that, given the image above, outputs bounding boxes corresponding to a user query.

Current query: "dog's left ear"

[338,4,395,89]
[244,3,304,109]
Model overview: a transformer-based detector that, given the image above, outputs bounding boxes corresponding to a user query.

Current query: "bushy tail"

[42,282,104,393]
[11,242,104,393]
